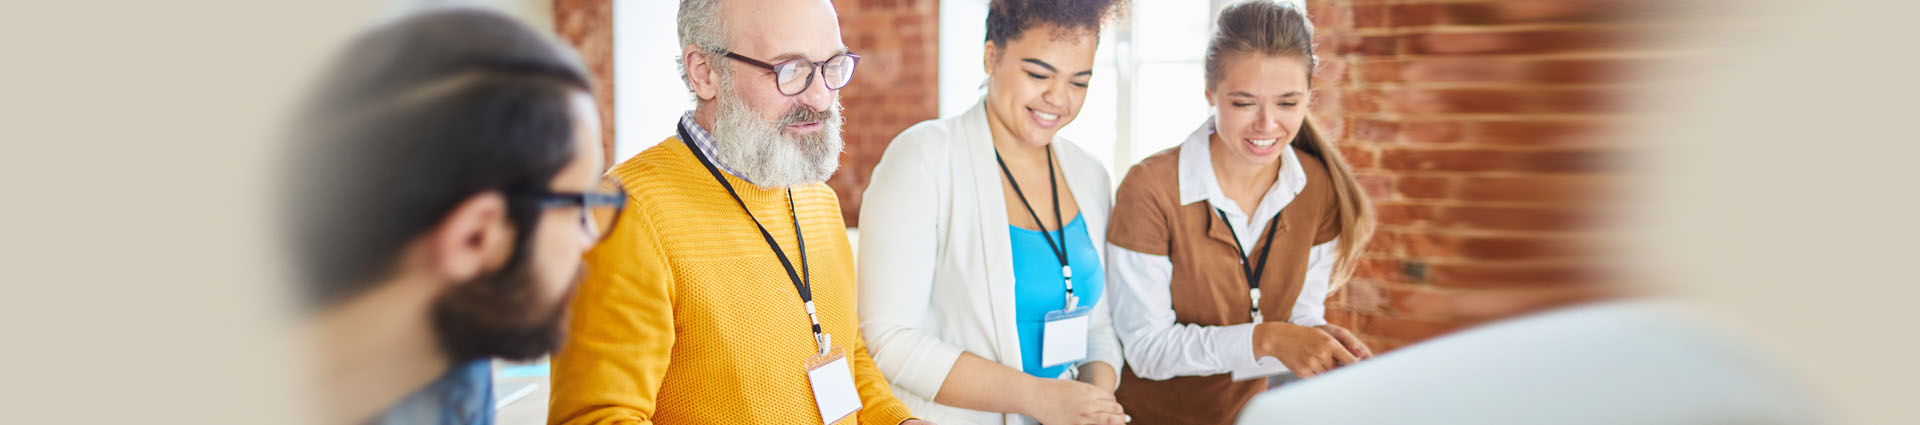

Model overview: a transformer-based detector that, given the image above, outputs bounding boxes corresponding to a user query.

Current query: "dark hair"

[290,8,593,308]
[984,0,1127,46]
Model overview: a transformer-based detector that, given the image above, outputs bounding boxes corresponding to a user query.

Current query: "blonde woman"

[856,1,1131,424]
[1104,2,1376,424]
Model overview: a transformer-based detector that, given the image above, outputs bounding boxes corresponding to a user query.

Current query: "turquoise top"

[1009,214,1104,378]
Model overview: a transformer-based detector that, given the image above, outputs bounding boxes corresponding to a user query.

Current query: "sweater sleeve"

[548,199,676,425]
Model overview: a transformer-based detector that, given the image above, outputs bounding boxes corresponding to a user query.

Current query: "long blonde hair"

[1206,0,1375,286]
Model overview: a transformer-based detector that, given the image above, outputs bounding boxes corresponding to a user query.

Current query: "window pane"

[1129,62,1210,166]
[1057,61,1120,175]
[1134,0,1211,63]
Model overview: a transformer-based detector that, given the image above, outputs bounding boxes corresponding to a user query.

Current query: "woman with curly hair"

[857,0,1131,424]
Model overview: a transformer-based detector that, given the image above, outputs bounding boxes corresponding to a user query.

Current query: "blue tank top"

[1009,214,1104,378]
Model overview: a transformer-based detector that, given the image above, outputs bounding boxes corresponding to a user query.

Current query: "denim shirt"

[368,359,494,425]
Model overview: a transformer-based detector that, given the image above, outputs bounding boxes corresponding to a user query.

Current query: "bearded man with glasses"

[546,0,932,424]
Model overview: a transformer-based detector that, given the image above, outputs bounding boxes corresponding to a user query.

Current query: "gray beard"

[710,78,844,188]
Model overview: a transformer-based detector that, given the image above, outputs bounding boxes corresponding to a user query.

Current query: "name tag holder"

[1041,305,1093,368]
[805,344,863,425]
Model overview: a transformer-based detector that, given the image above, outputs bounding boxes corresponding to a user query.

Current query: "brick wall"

[829,0,942,226]
[1308,0,1657,352]
[553,0,616,169]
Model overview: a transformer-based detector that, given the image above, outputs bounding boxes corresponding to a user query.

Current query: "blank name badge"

[1041,306,1093,368]
[805,346,863,424]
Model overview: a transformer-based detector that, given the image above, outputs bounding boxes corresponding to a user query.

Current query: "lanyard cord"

[679,127,829,354]
[995,145,1075,308]
[1216,208,1282,321]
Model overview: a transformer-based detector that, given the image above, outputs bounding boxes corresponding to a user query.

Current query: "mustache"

[777,103,837,127]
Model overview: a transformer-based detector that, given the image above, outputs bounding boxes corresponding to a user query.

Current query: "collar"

[1176,116,1308,216]
[679,110,756,185]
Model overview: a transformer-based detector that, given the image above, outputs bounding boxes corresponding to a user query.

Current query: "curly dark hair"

[985,0,1128,46]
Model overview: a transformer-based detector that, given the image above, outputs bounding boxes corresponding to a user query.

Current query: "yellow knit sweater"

[548,138,914,425]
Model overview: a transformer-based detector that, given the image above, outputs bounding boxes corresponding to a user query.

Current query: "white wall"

[612,0,696,164]
[938,0,989,117]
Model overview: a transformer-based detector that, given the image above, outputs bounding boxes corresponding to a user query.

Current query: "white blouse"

[1106,117,1337,380]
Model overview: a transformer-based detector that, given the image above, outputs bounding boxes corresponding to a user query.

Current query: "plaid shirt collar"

[678,110,756,185]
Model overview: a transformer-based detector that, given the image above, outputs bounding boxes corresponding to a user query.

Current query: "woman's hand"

[1315,324,1373,360]
[1022,377,1127,425]
[1077,361,1117,391]
[1253,322,1357,378]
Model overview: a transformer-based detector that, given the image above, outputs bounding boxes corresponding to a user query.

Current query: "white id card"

[805,346,863,424]
[1041,306,1093,368]
[1231,355,1288,381]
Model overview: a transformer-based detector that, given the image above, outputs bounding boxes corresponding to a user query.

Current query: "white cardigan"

[857,101,1124,425]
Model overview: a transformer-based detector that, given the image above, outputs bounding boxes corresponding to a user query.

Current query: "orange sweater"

[548,138,914,425]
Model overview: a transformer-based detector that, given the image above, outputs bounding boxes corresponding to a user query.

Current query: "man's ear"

[684,44,720,101]
[425,192,515,285]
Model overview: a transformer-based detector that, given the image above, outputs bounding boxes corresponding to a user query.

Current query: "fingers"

[1075,401,1126,425]
[1324,326,1374,360]
[1294,363,1320,378]
[1349,337,1375,359]
[1330,343,1359,366]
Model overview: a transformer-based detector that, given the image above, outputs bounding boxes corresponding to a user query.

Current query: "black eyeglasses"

[723,51,861,96]
[519,175,627,242]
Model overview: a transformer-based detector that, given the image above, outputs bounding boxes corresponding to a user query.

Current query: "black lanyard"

[679,125,829,355]
[1216,208,1281,322]
[994,145,1075,309]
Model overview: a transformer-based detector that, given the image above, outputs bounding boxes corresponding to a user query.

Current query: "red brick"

[1391,88,1620,115]
[1340,89,1386,113]
[1313,115,1349,141]
[1472,120,1605,146]
[1311,0,1353,29]
[1355,173,1392,198]
[1338,145,1378,168]
[1439,205,1597,232]
[1371,282,1452,315]
[1403,121,1463,144]
[1310,89,1344,117]
[1432,1,1665,26]
[1370,230,1461,259]
[1378,148,1613,173]
[1351,118,1400,142]
[1352,258,1417,285]
[1458,175,1613,204]
[1390,3,1442,27]
[1401,58,1639,85]
[1355,35,1400,56]
[1426,263,1610,288]
[1374,203,1438,226]
[1352,4,1390,28]
[1353,313,1469,341]
[1406,28,1641,55]
[1355,59,1402,84]
[554,0,616,168]
[1457,235,1594,261]
[1395,175,1455,199]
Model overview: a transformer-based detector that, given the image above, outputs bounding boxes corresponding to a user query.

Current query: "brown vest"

[1106,145,1341,425]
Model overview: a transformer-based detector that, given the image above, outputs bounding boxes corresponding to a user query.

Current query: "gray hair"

[677,0,730,92]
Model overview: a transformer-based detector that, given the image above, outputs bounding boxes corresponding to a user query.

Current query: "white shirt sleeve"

[856,136,967,399]
[1288,239,1340,328]
[1106,243,1264,380]
[1108,238,1343,380]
